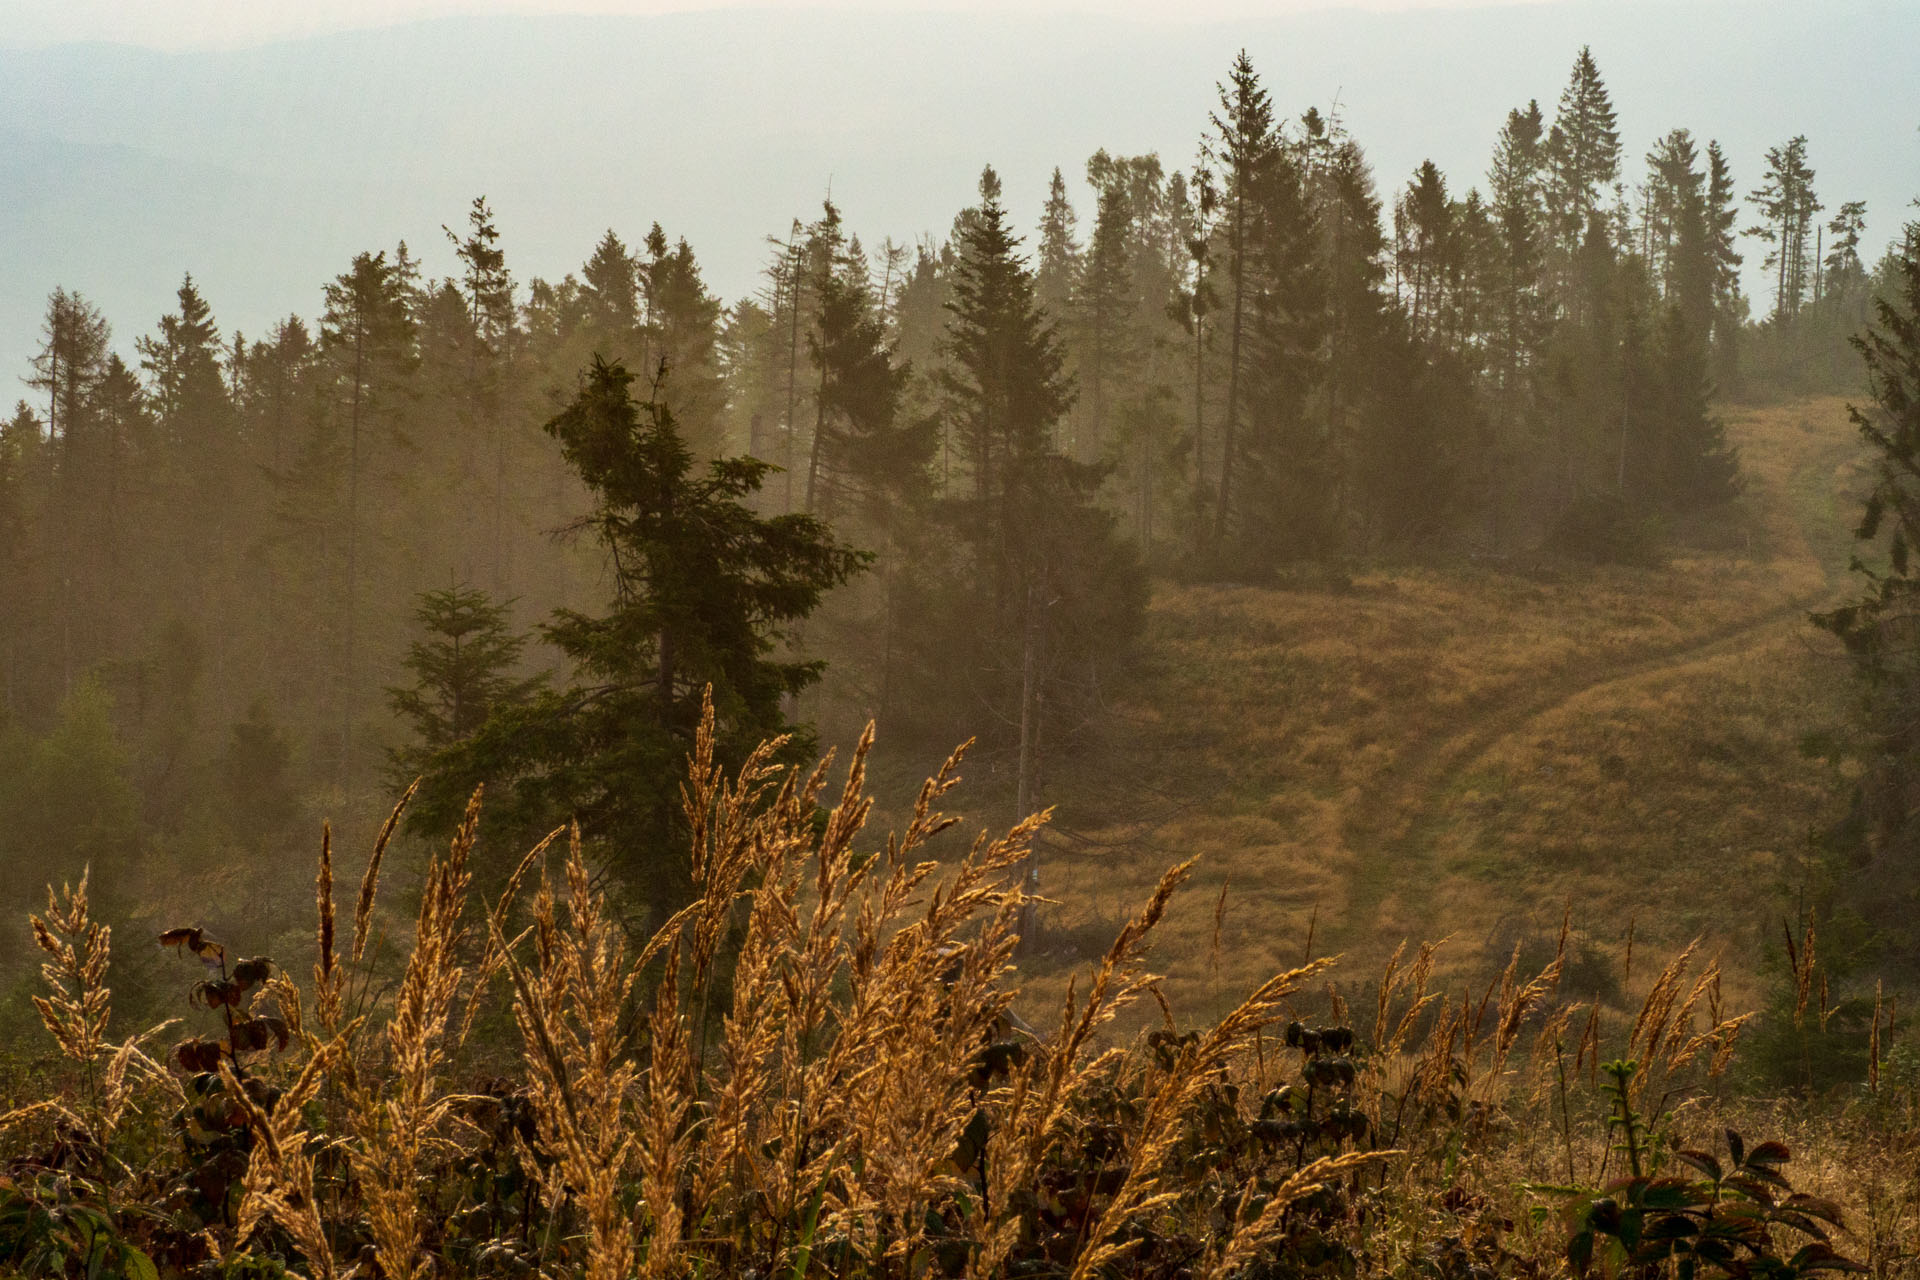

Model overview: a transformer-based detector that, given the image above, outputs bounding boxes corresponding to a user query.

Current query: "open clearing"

[1026,397,1866,1017]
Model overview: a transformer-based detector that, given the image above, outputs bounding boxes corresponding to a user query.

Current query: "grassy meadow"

[1025,397,1866,1017]
[4,697,1914,1280]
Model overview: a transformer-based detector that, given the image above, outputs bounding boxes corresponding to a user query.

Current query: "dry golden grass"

[1037,397,1865,1016]
[4,709,1915,1280]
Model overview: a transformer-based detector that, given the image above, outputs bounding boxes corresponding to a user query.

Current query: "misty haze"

[3,2,1920,1277]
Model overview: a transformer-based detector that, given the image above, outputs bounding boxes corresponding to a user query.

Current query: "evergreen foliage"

[410,357,865,906]
[1814,214,1920,882]
[0,51,1893,956]
[387,585,543,761]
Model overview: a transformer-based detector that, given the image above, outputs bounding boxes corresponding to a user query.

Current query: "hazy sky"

[6,0,1564,49]
[2,0,1915,393]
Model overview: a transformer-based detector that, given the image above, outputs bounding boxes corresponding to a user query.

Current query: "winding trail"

[1329,421,1860,948]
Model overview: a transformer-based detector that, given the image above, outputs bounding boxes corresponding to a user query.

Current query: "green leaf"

[1676,1149,1723,1181]
[1638,1178,1703,1211]
[1787,1242,1868,1274]
[120,1245,161,1280]
[1567,1229,1595,1276]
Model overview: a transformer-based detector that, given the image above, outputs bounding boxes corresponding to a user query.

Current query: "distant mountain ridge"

[3,2,1915,394]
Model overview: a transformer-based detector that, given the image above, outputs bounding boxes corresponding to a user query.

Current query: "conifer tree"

[222,699,298,846]
[1314,135,1390,546]
[640,224,728,459]
[1544,48,1622,297]
[759,218,812,510]
[413,357,864,908]
[0,403,45,720]
[1075,181,1136,463]
[88,355,148,573]
[446,197,519,586]
[1824,201,1869,293]
[798,202,854,509]
[28,290,112,690]
[237,317,317,475]
[136,274,229,455]
[28,288,109,450]
[133,276,240,672]
[1704,140,1746,387]
[1643,130,1704,300]
[581,228,642,352]
[943,166,1073,528]
[1176,165,1218,529]
[1234,143,1328,564]
[1485,101,1550,500]
[1204,50,1278,548]
[1746,136,1822,324]
[920,167,1144,924]
[1813,211,1920,871]
[319,249,417,782]
[1395,161,1457,345]
[1035,166,1081,324]
[387,583,543,825]
[719,296,780,462]
[1648,299,1739,509]
[808,259,924,523]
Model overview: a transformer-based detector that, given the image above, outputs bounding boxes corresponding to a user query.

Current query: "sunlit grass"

[1036,397,1864,1017]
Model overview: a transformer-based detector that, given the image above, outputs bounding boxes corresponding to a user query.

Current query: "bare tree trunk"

[782,231,803,513]
[1215,196,1249,548]
[1193,311,1206,534]
[805,362,828,513]
[342,329,364,789]
[1015,578,1044,943]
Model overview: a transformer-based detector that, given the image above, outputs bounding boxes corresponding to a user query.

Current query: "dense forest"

[2,47,1899,935]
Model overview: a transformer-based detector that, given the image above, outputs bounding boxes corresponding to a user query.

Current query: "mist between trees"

[0,46,1904,952]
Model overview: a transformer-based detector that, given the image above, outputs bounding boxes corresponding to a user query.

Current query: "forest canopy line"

[0,48,1901,927]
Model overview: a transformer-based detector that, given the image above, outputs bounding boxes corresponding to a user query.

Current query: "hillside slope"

[1028,397,1865,1016]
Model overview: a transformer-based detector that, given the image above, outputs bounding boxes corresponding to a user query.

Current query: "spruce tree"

[319,249,417,782]
[28,288,109,450]
[387,583,544,832]
[1825,201,1869,292]
[0,404,45,720]
[1544,48,1622,300]
[413,357,865,909]
[28,290,111,690]
[917,167,1144,927]
[1075,181,1136,464]
[1813,211,1920,885]
[446,197,519,587]
[1204,50,1278,549]
[581,228,642,349]
[808,260,925,524]
[1395,161,1457,345]
[1704,140,1746,388]
[389,585,542,752]
[1177,164,1218,531]
[943,166,1073,529]
[223,700,299,846]
[1035,166,1081,324]
[135,274,229,456]
[1485,102,1550,517]
[1745,136,1822,324]
[640,224,728,458]
[1643,130,1705,302]
[1315,136,1390,548]
[1234,142,1328,564]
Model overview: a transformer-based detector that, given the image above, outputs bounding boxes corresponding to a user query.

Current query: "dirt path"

[1330,420,1860,948]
